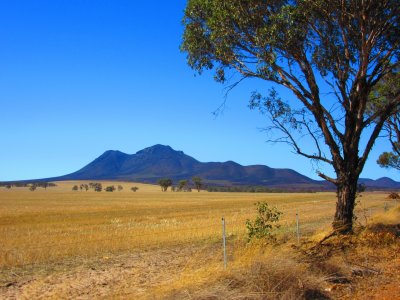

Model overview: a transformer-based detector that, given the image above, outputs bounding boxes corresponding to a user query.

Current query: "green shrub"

[246,202,282,241]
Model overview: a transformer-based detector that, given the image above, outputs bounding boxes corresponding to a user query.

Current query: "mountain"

[49,144,320,189]
[359,177,400,189]
[37,144,400,190]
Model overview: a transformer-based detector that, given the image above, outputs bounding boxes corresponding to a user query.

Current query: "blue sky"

[0,1,398,182]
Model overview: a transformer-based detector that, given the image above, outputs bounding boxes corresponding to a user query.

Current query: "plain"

[0,181,398,299]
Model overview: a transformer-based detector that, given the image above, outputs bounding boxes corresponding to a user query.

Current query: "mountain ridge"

[32,144,400,190]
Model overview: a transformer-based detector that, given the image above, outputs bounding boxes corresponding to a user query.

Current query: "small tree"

[117,185,123,192]
[192,176,203,192]
[29,185,37,191]
[72,185,79,191]
[83,184,89,191]
[246,202,282,241]
[178,180,188,191]
[94,183,102,192]
[158,178,173,192]
[5,185,11,189]
[105,185,115,192]
[131,186,139,192]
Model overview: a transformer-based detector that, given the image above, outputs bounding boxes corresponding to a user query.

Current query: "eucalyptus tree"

[178,179,188,191]
[182,0,400,233]
[158,178,173,192]
[192,176,203,192]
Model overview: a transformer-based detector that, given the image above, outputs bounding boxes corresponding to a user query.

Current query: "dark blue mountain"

[50,144,319,188]
[38,144,400,190]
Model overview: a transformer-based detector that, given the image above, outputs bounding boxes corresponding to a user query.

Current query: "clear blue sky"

[0,1,398,182]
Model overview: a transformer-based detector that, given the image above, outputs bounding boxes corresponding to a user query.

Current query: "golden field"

[0,181,398,299]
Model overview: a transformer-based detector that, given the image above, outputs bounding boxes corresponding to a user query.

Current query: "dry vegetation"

[0,181,399,299]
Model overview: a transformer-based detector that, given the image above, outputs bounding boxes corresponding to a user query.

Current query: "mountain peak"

[136,144,183,156]
[101,150,126,156]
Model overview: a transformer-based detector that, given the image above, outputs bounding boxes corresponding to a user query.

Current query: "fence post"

[296,211,300,244]
[222,217,227,269]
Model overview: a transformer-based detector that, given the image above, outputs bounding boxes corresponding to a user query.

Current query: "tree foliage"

[178,179,188,191]
[93,183,102,192]
[158,178,173,192]
[105,185,116,192]
[182,0,400,234]
[369,69,400,170]
[192,176,203,192]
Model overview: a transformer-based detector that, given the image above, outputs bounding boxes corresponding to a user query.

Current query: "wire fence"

[1,200,397,270]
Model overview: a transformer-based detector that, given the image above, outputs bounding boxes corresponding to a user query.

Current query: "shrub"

[246,202,282,241]
[93,183,102,192]
[131,186,139,192]
[387,192,400,199]
[105,186,115,192]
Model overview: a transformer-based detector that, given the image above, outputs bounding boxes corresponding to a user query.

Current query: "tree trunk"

[333,176,358,234]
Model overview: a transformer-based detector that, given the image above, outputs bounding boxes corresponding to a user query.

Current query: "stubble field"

[0,181,396,299]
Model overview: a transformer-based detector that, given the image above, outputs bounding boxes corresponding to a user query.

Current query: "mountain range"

[41,144,400,190]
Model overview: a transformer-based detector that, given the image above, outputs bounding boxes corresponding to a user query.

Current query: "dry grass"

[150,207,400,300]
[0,181,398,299]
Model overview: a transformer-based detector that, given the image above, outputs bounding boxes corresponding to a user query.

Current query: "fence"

[1,200,397,271]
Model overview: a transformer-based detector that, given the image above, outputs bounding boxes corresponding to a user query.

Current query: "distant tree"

[158,178,173,192]
[79,184,84,191]
[105,185,116,192]
[117,185,123,192]
[42,182,49,190]
[5,185,11,189]
[94,183,102,192]
[83,184,89,191]
[192,176,203,192]
[72,185,79,191]
[29,185,37,191]
[178,180,188,191]
[131,186,139,192]
[171,186,176,192]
